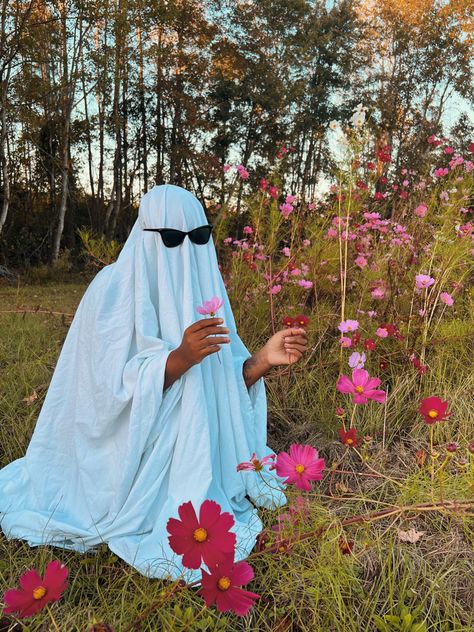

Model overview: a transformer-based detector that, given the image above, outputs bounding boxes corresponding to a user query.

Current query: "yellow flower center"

[252,460,263,471]
[278,545,287,552]
[346,438,354,445]
[217,576,231,591]
[33,586,47,600]
[355,386,364,393]
[428,409,438,419]
[295,464,305,473]
[193,528,208,543]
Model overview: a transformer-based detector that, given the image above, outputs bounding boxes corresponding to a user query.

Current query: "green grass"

[0,277,473,631]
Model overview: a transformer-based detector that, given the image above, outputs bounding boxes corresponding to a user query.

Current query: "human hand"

[176,317,230,367]
[262,328,308,366]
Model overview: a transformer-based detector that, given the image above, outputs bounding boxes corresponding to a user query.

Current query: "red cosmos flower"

[166,500,236,569]
[199,557,260,617]
[275,444,325,491]
[364,338,376,351]
[468,142,474,154]
[2,560,68,619]
[376,145,392,162]
[351,331,361,346]
[367,161,376,170]
[339,427,359,447]
[294,314,310,328]
[418,396,452,425]
[281,315,294,328]
[339,537,354,555]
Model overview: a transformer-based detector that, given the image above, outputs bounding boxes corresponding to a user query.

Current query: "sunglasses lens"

[161,230,185,247]
[189,226,212,245]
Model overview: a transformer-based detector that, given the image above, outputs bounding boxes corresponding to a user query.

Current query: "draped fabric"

[0,184,286,582]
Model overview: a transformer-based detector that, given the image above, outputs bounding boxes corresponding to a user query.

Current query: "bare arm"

[242,348,272,389]
[243,327,308,389]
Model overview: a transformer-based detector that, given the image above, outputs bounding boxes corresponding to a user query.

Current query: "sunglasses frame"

[143,224,213,247]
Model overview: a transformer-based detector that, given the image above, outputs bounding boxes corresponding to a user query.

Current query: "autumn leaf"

[22,390,38,405]
[398,528,425,543]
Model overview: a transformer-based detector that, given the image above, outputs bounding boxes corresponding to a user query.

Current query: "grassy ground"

[0,274,473,631]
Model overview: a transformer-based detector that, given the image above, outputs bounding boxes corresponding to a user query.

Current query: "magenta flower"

[336,368,386,404]
[415,274,435,290]
[236,453,276,472]
[166,500,236,569]
[338,319,359,333]
[199,557,260,617]
[375,327,389,338]
[3,560,69,619]
[298,279,313,289]
[196,296,224,316]
[275,444,325,491]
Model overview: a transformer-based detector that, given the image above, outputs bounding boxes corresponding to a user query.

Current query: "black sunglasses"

[143,224,213,247]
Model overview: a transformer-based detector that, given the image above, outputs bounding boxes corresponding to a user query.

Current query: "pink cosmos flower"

[196,296,224,316]
[298,280,313,289]
[285,194,296,204]
[3,560,69,618]
[336,368,386,404]
[338,319,359,333]
[376,327,389,338]
[199,557,260,617]
[236,453,276,472]
[440,292,454,306]
[348,351,366,369]
[270,284,282,295]
[339,336,352,347]
[355,255,368,268]
[166,500,236,569]
[223,164,232,173]
[302,239,311,246]
[279,203,293,217]
[243,226,253,234]
[272,495,311,533]
[415,274,435,289]
[275,444,325,491]
[371,287,385,299]
[414,203,427,218]
[236,165,249,180]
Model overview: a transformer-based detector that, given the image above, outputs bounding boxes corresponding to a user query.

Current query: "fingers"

[199,336,230,348]
[284,335,307,345]
[189,317,224,331]
[202,345,221,356]
[197,326,230,339]
[285,327,308,336]
[285,345,307,353]
[286,349,303,364]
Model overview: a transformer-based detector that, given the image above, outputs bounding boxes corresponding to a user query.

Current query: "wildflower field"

[1,127,473,631]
